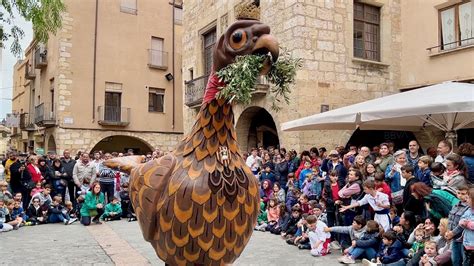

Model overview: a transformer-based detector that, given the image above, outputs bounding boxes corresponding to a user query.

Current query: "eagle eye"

[229,29,247,50]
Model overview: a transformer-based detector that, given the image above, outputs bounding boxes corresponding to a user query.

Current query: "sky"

[0,9,33,120]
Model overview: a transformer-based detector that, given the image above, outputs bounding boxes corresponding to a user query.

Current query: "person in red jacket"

[374,173,392,202]
[26,155,44,184]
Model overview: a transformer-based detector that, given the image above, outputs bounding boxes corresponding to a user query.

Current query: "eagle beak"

[252,34,279,75]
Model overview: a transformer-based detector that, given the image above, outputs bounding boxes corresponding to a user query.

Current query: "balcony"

[34,103,56,127]
[20,113,36,131]
[184,75,209,108]
[184,75,270,108]
[98,106,130,126]
[147,49,168,69]
[25,63,36,80]
[34,45,47,69]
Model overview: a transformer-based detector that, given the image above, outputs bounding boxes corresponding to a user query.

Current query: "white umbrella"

[281,82,474,141]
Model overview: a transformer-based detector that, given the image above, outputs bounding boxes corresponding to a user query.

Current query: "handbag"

[391,190,404,205]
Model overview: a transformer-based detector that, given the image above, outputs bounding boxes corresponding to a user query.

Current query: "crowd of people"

[246,140,474,265]
[1,140,474,265]
[0,148,168,231]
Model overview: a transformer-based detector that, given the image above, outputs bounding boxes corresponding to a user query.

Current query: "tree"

[1,0,65,57]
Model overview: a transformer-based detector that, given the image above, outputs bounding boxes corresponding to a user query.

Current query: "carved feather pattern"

[127,98,259,265]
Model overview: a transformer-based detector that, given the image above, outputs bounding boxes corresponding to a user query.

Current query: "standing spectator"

[45,152,57,168]
[385,150,408,198]
[97,153,116,203]
[435,140,453,166]
[406,140,421,171]
[37,158,53,186]
[80,181,105,226]
[73,153,97,194]
[61,150,76,204]
[359,146,374,164]
[92,151,103,175]
[445,185,470,265]
[416,156,432,187]
[4,152,17,185]
[274,153,288,189]
[374,143,393,174]
[322,170,340,229]
[323,150,347,188]
[400,165,422,216]
[458,142,474,184]
[246,148,262,176]
[26,155,43,184]
[9,154,32,209]
[51,159,67,200]
[459,188,474,265]
[426,147,437,161]
[444,153,468,191]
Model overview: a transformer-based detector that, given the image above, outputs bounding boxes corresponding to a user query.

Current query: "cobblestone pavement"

[1,220,362,265]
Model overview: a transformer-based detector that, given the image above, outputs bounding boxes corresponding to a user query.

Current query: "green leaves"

[216,50,302,111]
[1,0,65,57]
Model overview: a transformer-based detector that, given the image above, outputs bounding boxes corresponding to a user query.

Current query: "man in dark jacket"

[60,150,76,205]
[9,153,32,209]
[401,165,421,216]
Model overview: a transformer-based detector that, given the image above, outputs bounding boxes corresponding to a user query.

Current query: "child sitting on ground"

[0,199,13,232]
[281,205,302,239]
[5,199,22,229]
[30,182,44,197]
[288,214,311,249]
[389,206,400,226]
[255,201,268,231]
[285,188,300,212]
[419,240,437,266]
[265,198,280,231]
[64,200,76,218]
[286,173,295,190]
[26,197,47,225]
[101,197,122,221]
[307,214,331,257]
[409,228,425,258]
[324,215,367,254]
[48,195,76,225]
[339,220,381,264]
[0,181,12,201]
[12,201,27,225]
[362,231,404,266]
[299,194,310,214]
[270,203,290,235]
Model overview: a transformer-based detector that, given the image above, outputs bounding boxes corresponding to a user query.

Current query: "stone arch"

[235,106,279,152]
[47,135,57,153]
[88,134,154,154]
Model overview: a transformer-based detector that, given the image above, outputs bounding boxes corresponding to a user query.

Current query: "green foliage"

[1,0,65,57]
[216,51,302,111]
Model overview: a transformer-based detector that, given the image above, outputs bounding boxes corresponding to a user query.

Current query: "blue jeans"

[452,241,465,266]
[383,259,406,266]
[349,247,377,260]
[48,212,70,223]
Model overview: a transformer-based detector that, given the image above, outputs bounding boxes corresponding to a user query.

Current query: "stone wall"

[183,0,403,152]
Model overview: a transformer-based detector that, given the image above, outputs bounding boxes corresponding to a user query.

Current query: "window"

[203,29,217,75]
[50,78,54,113]
[353,2,381,61]
[149,37,166,68]
[439,0,474,50]
[120,0,137,15]
[105,92,122,122]
[174,7,183,24]
[149,88,165,112]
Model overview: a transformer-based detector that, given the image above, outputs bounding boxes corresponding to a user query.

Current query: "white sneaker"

[362,258,380,266]
[330,241,341,250]
[67,218,78,225]
[341,256,355,264]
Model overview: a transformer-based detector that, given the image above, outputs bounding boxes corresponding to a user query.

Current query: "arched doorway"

[347,129,419,151]
[47,135,57,153]
[236,107,279,152]
[91,135,153,154]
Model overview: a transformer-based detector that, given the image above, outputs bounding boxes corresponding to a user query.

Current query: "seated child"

[299,194,310,214]
[288,214,311,249]
[48,195,77,225]
[339,220,381,264]
[307,214,331,257]
[255,201,268,231]
[285,188,300,212]
[389,206,400,226]
[64,200,76,218]
[270,203,290,235]
[362,231,404,266]
[281,206,302,239]
[286,173,295,191]
[265,198,280,231]
[324,215,367,255]
[0,199,13,232]
[419,240,437,266]
[5,199,22,229]
[101,197,122,221]
[12,200,28,224]
[409,228,425,258]
[30,182,44,197]
[26,197,47,225]
[13,192,24,208]
[0,181,12,201]
[260,165,276,184]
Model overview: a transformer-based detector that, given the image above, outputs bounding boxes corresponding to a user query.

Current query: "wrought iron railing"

[147,49,168,69]
[427,37,474,52]
[98,106,130,126]
[34,103,56,127]
[184,75,209,107]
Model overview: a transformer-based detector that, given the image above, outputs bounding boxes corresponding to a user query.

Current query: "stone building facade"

[183,0,474,152]
[183,0,402,152]
[11,0,184,155]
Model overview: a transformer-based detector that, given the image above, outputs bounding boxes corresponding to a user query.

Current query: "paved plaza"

[0,220,363,265]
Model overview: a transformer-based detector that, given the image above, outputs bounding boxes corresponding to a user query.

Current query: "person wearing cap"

[322,150,347,188]
[9,153,32,209]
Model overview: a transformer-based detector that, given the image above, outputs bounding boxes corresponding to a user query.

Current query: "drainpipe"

[171,0,176,130]
[92,0,99,121]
